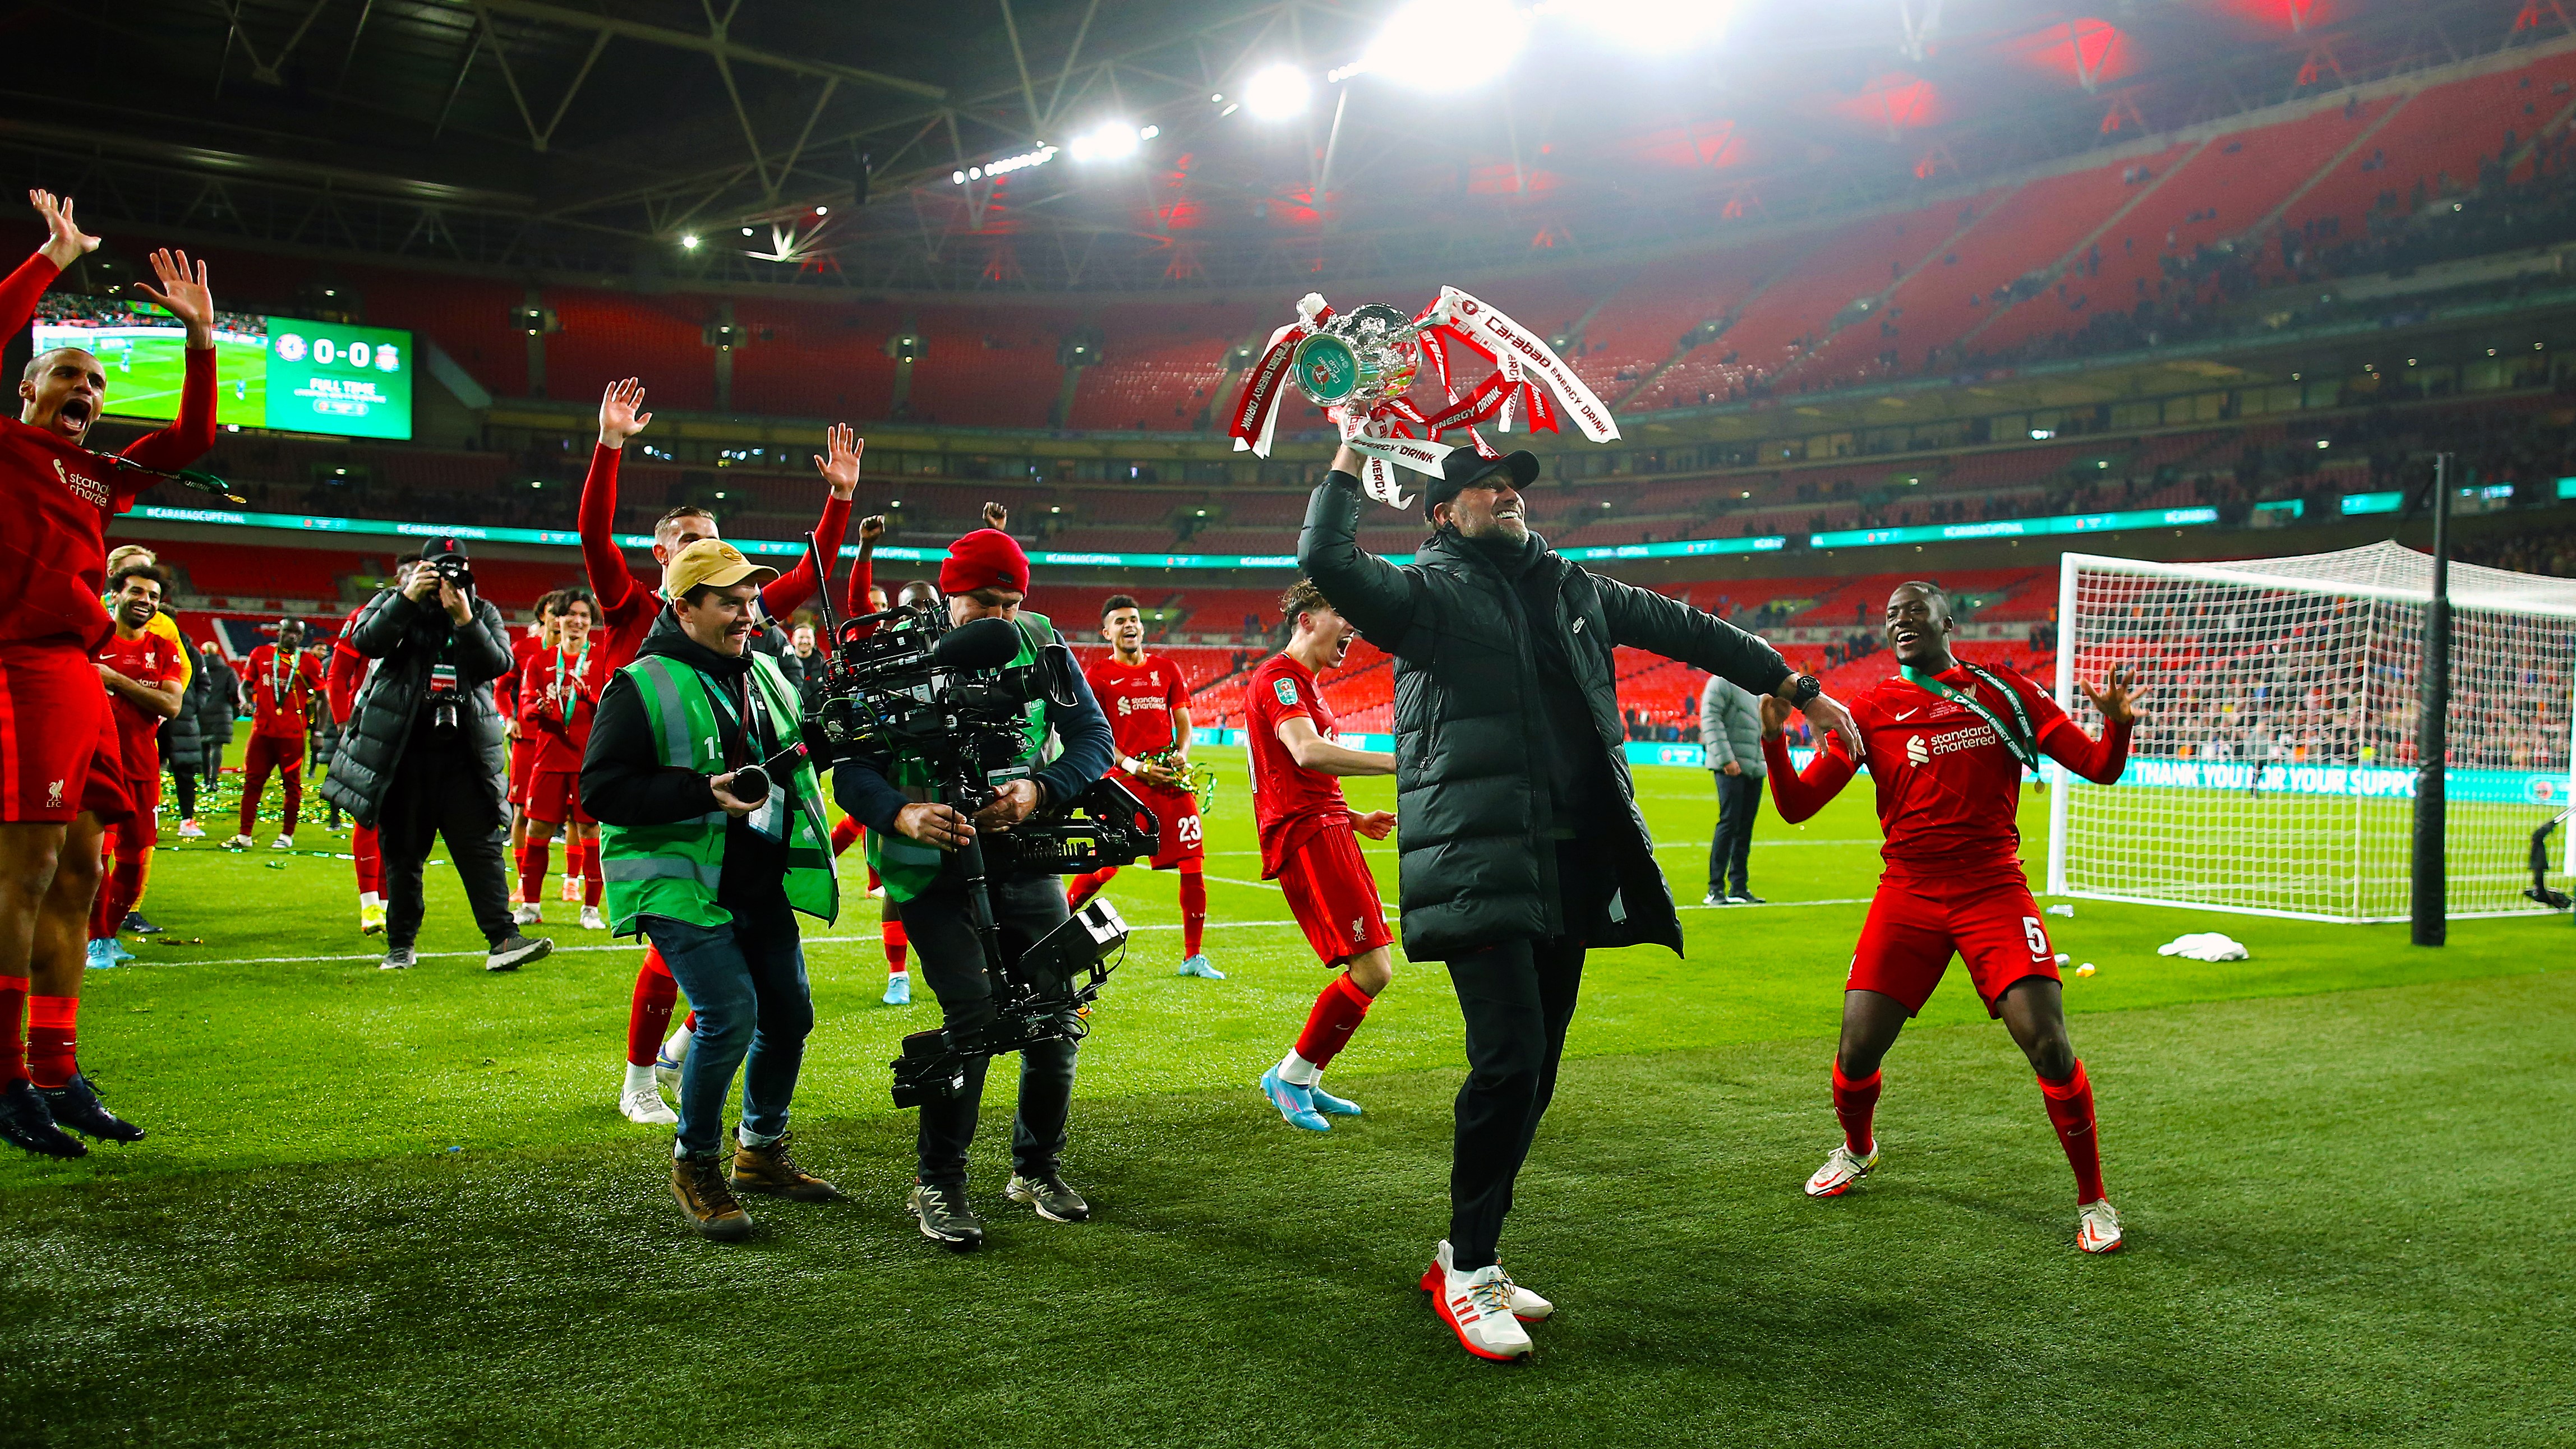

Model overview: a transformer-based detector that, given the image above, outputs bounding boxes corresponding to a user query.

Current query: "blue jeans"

[642,899,814,1160]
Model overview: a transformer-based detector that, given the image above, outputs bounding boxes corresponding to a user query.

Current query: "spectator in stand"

[227,620,323,851]
[1699,675,1766,906]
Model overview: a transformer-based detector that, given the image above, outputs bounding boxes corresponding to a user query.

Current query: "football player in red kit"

[1761,580,2141,1253]
[582,380,861,1120]
[1066,594,1218,979]
[0,191,217,1156]
[227,619,324,851]
[517,590,606,934]
[501,602,560,912]
[821,529,923,1008]
[87,566,183,987]
[325,571,395,934]
[1248,580,1402,1131]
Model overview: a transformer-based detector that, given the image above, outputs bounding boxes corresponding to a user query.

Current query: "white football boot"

[223,834,253,851]
[620,1084,677,1126]
[1427,1238,1552,1322]
[1804,1141,1879,1198]
[270,833,293,850]
[579,906,607,931]
[2077,1198,2124,1254]
[513,902,543,927]
[1422,1252,1533,1361]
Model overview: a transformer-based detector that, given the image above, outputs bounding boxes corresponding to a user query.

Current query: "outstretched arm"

[1596,573,1863,760]
[580,380,651,612]
[1759,694,1856,823]
[844,513,884,621]
[118,247,219,477]
[763,423,860,617]
[1,191,93,336]
[2043,666,2141,785]
[1296,445,1419,644]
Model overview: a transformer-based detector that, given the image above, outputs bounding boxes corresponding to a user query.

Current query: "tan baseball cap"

[665,538,778,599]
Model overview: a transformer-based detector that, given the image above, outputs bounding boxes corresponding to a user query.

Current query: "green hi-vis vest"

[600,650,840,935]
[867,611,1056,905]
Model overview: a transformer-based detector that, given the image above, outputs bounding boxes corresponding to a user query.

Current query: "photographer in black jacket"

[1299,442,1864,1360]
[321,539,551,973]
[833,527,1117,1252]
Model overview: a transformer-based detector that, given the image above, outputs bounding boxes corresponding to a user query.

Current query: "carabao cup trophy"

[1227,287,1622,507]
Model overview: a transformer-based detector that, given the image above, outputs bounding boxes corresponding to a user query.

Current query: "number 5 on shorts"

[2022,916,2047,959]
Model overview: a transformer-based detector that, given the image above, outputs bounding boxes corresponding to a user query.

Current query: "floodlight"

[1245,64,1311,118]
[680,234,700,249]
[952,169,967,183]
[1367,0,1529,89]
[1070,122,1145,161]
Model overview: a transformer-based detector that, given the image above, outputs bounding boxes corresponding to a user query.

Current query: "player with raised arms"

[1065,594,1218,980]
[1247,580,1402,1130]
[0,191,216,1155]
[1759,580,2142,1253]
[579,379,858,1125]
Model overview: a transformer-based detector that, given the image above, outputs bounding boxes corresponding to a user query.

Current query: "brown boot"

[671,1154,754,1240]
[731,1131,842,1202]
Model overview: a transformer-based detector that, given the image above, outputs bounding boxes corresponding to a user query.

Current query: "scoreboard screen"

[30,305,414,440]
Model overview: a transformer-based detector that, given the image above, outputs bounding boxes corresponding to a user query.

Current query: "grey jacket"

[1699,675,1766,778]
[1297,470,1791,960]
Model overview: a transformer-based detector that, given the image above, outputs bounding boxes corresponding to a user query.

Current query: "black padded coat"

[1297,470,1793,961]
[318,588,515,829]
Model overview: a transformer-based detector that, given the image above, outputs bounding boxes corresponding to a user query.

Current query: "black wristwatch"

[1780,672,1822,707]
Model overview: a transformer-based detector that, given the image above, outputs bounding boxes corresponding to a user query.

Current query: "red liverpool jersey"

[1086,652,1189,760]
[1245,652,1355,878]
[1764,663,2131,880]
[244,643,324,740]
[95,626,182,779]
[0,251,216,648]
[517,643,600,773]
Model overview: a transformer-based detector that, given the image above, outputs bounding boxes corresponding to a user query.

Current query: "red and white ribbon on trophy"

[1227,287,1621,509]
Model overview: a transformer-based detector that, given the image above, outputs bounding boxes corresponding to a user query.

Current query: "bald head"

[19,346,105,442]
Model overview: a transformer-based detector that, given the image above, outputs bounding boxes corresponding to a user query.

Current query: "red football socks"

[883,917,909,972]
[580,839,603,907]
[1831,1061,1882,1155]
[1178,863,1207,959]
[1066,866,1119,910]
[25,995,76,1090]
[831,816,862,856]
[626,963,677,1068]
[0,975,26,1081]
[519,842,551,907]
[1293,971,1376,1071]
[2039,1059,2106,1203]
[353,823,383,896]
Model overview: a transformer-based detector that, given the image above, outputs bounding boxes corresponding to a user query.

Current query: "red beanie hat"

[940,528,1030,597]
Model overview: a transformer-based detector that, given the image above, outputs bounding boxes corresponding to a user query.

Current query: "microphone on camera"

[933,616,1021,670]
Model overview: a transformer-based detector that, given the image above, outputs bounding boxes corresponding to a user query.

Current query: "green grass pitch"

[4,745,2569,1447]
[93,331,267,429]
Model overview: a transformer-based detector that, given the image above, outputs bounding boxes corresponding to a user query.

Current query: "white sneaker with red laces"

[1427,1238,1553,1322]
[2077,1198,2123,1253]
[1422,1250,1533,1361]
[1804,1141,1878,1198]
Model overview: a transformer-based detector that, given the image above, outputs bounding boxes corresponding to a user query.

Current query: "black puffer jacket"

[163,650,209,765]
[1298,470,1792,960]
[196,653,241,745]
[319,588,515,828]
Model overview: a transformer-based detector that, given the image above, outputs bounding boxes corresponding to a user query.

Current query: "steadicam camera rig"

[793,533,1156,1107]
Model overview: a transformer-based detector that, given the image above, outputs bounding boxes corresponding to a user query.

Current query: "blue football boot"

[1259,1067,1330,1132]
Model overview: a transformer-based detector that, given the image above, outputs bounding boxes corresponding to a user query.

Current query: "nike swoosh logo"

[1892,708,1920,720]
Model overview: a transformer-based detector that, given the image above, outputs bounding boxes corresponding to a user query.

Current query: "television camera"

[790,533,1156,1107]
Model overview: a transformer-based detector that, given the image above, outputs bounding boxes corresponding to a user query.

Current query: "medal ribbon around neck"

[1899,663,2039,771]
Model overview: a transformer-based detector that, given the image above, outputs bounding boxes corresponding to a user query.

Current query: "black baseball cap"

[421,536,469,563]
[1421,447,1540,521]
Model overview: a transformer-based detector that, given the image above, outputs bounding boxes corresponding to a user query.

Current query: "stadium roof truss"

[4,0,2573,294]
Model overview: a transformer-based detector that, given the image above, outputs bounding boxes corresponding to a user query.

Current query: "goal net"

[2045,542,2576,922]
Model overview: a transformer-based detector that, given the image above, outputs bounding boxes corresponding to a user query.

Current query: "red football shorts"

[524,769,593,827]
[1848,874,2059,1019]
[1127,777,1204,869]
[0,640,132,825]
[508,736,539,806]
[1275,821,1393,968]
[117,755,162,849]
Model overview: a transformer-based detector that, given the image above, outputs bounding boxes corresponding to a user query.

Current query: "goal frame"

[2044,547,2576,923]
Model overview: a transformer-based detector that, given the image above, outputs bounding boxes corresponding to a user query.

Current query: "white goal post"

[2045,542,2576,923]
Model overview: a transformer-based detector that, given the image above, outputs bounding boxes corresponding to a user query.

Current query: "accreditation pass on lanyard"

[712,675,789,841]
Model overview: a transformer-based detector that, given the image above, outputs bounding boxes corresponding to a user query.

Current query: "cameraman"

[321,539,550,973]
[582,539,843,1243]
[833,528,1117,1252]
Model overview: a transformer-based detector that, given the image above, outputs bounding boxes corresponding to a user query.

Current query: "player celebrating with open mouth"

[1066,594,1218,979]
[1760,580,2142,1253]
[1247,580,1399,1130]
